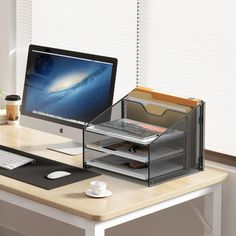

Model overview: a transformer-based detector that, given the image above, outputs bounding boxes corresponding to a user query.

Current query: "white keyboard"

[0,149,35,170]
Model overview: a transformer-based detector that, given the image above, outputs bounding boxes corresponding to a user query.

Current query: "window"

[17,0,236,156]
[16,0,138,102]
[138,0,236,156]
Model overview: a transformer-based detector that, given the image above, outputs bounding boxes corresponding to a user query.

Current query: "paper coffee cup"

[5,95,21,125]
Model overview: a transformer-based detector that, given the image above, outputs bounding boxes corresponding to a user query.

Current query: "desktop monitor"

[20,44,117,155]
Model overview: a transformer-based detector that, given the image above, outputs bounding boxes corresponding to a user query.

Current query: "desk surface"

[0,125,227,221]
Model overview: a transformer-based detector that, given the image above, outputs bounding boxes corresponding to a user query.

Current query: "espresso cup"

[5,95,21,125]
[90,181,107,195]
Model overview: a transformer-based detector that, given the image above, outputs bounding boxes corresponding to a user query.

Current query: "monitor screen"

[21,45,117,129]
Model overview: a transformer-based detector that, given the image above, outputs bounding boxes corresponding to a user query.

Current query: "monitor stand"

[47,141,83,156]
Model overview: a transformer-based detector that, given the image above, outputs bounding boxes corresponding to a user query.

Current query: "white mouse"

[47,171,71,180]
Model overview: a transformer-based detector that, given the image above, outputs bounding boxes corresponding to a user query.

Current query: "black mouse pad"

[0,146,100,190]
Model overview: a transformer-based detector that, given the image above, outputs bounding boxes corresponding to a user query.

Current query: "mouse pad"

[0,148,100,190]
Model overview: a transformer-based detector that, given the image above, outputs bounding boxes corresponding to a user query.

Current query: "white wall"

[0,0,16,108]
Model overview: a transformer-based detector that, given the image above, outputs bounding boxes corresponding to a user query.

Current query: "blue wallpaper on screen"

[24,52,113,123]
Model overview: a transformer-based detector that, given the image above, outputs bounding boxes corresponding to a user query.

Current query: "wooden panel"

[205,150,236,167]
[0,125,227,221]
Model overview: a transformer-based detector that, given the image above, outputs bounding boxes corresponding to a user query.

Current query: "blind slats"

[16,0,31,94]
[138,0,236,156]
[17,0,137,102]
[17,0,236,156]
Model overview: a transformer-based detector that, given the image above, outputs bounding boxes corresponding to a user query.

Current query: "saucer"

[85,189,112,198]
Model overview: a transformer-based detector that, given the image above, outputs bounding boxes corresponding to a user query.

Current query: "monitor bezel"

[21,44,117,129]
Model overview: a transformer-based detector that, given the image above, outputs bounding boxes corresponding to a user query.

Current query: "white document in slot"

[86,118,184,145]
[87,155,183,180]
[87,140,184,163]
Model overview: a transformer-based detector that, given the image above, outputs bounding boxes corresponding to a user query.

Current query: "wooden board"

[0,125,227,221]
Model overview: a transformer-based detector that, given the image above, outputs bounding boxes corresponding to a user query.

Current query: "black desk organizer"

[83,87,205,186]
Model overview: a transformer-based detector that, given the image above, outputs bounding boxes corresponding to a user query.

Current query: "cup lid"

[5,95,21,101]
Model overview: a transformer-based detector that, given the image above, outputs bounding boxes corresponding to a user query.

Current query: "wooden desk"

[0,125,227,236]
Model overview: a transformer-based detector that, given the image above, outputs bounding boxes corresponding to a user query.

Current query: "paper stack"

[0,109,7,124]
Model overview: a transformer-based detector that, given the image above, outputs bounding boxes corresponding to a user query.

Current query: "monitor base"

[47,141,83,156]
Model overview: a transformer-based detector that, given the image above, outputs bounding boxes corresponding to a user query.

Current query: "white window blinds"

[16,0,137,102]
[138,0,236,156]
[17,0,236,156]
[16,0,31,95]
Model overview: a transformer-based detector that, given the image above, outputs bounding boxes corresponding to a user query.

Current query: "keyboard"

[0,149,35,170]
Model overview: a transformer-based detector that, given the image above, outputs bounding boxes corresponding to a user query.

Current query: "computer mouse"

[47,171,71,180]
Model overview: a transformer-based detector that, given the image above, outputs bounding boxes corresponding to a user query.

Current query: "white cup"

[90,181,107,195]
